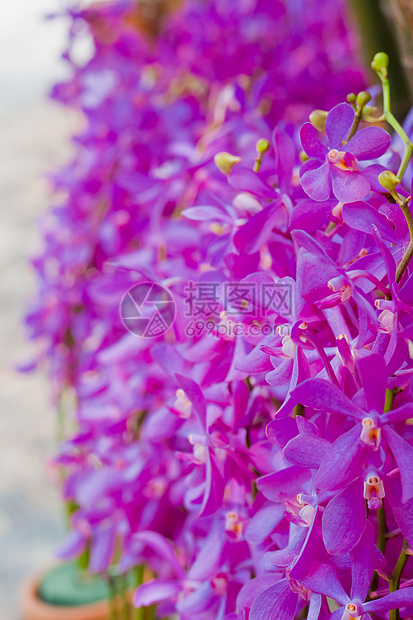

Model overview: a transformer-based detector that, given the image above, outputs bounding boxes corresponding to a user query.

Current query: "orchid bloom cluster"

[24,1,413,619]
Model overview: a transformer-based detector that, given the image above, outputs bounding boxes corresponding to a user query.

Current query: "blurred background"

[1,0,413,618]
[0,1,78,617]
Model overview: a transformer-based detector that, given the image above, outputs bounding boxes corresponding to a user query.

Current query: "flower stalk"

[373,53,413,180]
[396,196,413,283]
[133,565,145,620]
[389,540,410,620]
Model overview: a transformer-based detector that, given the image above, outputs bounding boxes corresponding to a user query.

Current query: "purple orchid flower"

[291,353,413,502]
[302,523,413,620]
[25,0,413,617]
[300,103,391,202]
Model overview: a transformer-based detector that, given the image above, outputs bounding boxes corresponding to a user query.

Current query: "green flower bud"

[356,90,372,108]
[361,105,375,117]
[346,93,357,104]
[309,109,328,132]
[214,152,241,175]
[378,170,401,192]
[371,52,389,79]
[256,138,270,154]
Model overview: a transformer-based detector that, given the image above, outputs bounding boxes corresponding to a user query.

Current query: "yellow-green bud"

[378,170,400,192]
[362,105,375,117]
[371,52,389,79]
[347,93,357,105]
[256,138,270,154]
[214,152,241,175]
[309,109,328,132]
[356,90,372,108]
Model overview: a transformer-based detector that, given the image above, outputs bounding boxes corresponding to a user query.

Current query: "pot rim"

[22,575,110,620]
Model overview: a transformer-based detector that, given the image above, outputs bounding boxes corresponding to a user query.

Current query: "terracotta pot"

[22,576,110,620]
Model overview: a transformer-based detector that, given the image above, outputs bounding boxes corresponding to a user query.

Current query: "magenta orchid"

[23,3,413,620]
[300,103,391,202]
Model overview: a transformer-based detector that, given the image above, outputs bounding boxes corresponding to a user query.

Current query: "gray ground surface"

[0,1,81,616]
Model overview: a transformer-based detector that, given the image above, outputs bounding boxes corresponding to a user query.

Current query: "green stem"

[384,388,396,413]
[133,565,145,620]
[77,543,90,575]
[375,64,413,285]
[346,112,363,142]
[389,540,410,620]
[108,575,119,620]
[377,505,388,555]
[398,142,413,181]
[370,505,388,593]
[346,95,372,142]
[382,77,409,141]
[120,574,130,620]
[395,197,413,283]
[380,76,413,180]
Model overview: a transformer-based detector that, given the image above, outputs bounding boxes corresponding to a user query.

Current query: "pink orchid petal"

[322,478,366,555]
[325,102,355,149]
[300,162,332,202]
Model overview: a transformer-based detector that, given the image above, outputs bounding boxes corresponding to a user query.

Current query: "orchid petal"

[133,531,186,579]
[384,476,413,547]
[383,425,413,503]
[266,416,297,447]
[245,505,285,545]
[200,449,225,516]
[291,378,365,419]
[350,520,375,601]
[133,580,181,608]
[331,166,370,203]
[250,579,297,620]
[289,507,328,580]
[342,201,397,243]
[234,199,284,254]
[315,425,366,490]
[257,466,311,501]
[237,575,281,617]
[175,373,206,427]
[181,205,233,223]
[307,593,322,620]
[322,477,366,555]
[262,529,307,571]
[325,102,355,149]
[345,126,391,160]
[300,562,349,604]
[89,521,117,573]
[266,358,294,386]
[300,162,332,202]
[274,127,296,192]
[355,354,387,415]
[284,433,330,469]
[290,199,335,233]
[363,588,413,614]
[273,347,311,418]
[382,402,413,424]
[300,122,328,159]
[56,529,88,561]
[229,166,276,199]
